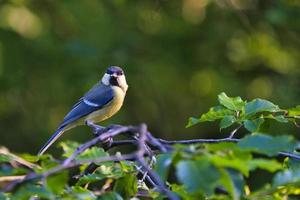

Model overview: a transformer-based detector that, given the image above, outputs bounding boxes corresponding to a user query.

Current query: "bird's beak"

[111,73,118,78]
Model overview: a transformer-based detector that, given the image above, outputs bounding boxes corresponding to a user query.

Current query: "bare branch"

[3,122,300,198]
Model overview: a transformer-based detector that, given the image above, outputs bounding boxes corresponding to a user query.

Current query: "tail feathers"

[38,128,65,156]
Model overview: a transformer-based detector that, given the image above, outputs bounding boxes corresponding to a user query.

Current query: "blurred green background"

[0,0,299,155]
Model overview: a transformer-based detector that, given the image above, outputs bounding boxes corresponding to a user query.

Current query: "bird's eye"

[117,71,123,76]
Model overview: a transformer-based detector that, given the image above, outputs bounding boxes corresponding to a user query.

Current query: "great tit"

[38,66,128,155]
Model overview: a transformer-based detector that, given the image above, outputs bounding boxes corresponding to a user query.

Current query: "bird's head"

[102,66,128,92]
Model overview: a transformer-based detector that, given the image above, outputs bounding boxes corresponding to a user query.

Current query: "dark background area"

[0,0,299,155]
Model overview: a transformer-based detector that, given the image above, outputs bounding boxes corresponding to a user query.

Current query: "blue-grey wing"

[59,83,114,128]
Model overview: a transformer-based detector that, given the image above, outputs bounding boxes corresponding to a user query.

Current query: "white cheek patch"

[102,73,110,85]
[118,75,128,91]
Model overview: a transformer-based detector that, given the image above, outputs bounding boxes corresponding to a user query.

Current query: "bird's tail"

[38,127,65,156]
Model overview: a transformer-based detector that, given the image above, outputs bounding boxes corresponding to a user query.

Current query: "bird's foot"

[85,120,105,135]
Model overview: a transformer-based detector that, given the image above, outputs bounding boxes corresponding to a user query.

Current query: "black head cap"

[106,66,124,76]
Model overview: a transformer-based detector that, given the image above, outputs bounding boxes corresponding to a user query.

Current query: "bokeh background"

[0,0,299,155]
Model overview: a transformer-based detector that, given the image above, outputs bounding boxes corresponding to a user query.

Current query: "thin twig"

[229,124,243,138]
[135,124,179,200]
[135,165,157,187]
[3,153,136,192]
[4,122,300,196]
[136,157,179,200]
[159,137,240,144]
[278,151,300,160]
[62,125,138,166]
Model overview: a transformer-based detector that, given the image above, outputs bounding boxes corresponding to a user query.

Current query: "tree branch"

[3,122,300,198]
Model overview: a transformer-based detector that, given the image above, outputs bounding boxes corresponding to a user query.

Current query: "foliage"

[1,93,300,199]
[0,0,299,156]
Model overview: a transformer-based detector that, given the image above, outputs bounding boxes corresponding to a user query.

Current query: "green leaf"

[186,106,235,128]
[119,160,135,172]
[201,106,235,122]
[238,134,297,156]
[37,156,59,172]
[218,92,245,111]
[76,147,109,163]
[60,141,80,158]
[248,159,282,172]
[284,156,300,171]
[70,186,97,200]
[13,184,53,200]
[46,170,68,194]
[272,115,289,123]
[113,173,138,199]
[210,155,282,177]
[209,155,250,176]
[19,153,39,163]
[77,165,124,186]
[220,115,236,130]
[186,117,201,128]
[98,192,123,200]
[263,114,289,123]
[0,154,11,163]
[273,168,300,187]
[287,105,300,117]
[219,169,245,200]
[77,173,106,186]
[171,184,204,200]
[0,192,9,200]
[176,158,220,194]
[244,118,264,132]
[245,99,281,116]
[154,153,173,181]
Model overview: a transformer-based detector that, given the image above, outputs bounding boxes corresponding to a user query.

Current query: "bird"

[38,66,128,155]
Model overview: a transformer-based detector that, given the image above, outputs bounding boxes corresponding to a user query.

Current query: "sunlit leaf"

[218,92,245,111]
[287,105,300,117]
[206,142,252,161]
[76,147,109,162]
[19,153,39,163]
[77,173,106,186]
[209,155,250,176]
[248,159,282,172]
[0,154,11,163]
[77,165,124,186]
[186,106,234,128]
[119,160,135,172]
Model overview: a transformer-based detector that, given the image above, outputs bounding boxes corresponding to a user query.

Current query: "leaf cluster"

[1,93,300,199]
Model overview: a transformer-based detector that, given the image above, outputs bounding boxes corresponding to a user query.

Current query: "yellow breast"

[84,86,126,123]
